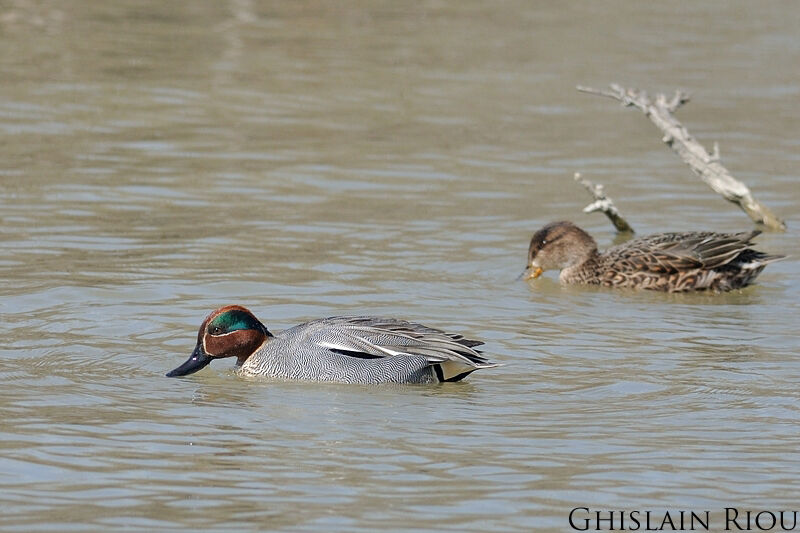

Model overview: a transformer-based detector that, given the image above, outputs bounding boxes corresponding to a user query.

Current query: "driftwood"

[574,172,634,233]
[577,84,786,231]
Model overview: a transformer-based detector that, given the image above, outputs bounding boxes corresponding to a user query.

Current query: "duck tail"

[739,251,786,271]
[434,359,500,382]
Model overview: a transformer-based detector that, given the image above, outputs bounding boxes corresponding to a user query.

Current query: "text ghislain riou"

[569,508,800,531]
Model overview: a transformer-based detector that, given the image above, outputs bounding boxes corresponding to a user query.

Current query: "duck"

[523,220,784,292]
[166,305,497,384]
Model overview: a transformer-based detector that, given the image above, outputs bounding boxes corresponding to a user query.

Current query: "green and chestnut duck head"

[166,305,272,377]
[523,221,598,280]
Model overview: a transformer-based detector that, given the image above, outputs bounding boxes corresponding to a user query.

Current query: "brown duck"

[524,221,784,292]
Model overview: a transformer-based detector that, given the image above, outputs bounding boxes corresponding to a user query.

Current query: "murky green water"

[1,1,798,531]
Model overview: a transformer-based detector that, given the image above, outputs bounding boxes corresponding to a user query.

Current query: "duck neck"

[236,336,271,366]
[560,248,600,283]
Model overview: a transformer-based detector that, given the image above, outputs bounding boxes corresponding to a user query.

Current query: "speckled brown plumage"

[525,221,784,292]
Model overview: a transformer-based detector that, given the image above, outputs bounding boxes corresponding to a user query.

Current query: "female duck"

[523,221,783,292]
[166,305,496,384]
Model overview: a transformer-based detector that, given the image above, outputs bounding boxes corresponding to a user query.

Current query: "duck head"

[166,305,272,377]
[524,221,598,280]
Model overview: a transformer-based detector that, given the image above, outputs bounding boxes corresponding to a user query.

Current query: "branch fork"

[575,84,785,231]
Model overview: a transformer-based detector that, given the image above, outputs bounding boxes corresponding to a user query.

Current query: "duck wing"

[608,230,762,273]
[287,316,494,368]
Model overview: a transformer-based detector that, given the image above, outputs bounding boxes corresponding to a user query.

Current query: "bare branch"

[665,89,690,112]
[576,84,621,100]
[710,142,720,163]
[577,84,785,231]
[574,173,635,233]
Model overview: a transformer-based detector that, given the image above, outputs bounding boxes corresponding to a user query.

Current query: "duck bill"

[166,344,212,377]
[522,266,543,280]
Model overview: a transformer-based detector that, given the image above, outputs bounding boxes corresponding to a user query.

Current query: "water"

[1,1,799,531]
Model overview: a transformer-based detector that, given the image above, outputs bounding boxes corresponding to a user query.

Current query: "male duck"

[166,305,497,384]
[523,220,783,292]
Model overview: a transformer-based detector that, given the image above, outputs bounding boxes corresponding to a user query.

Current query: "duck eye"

[209,325,223,335]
